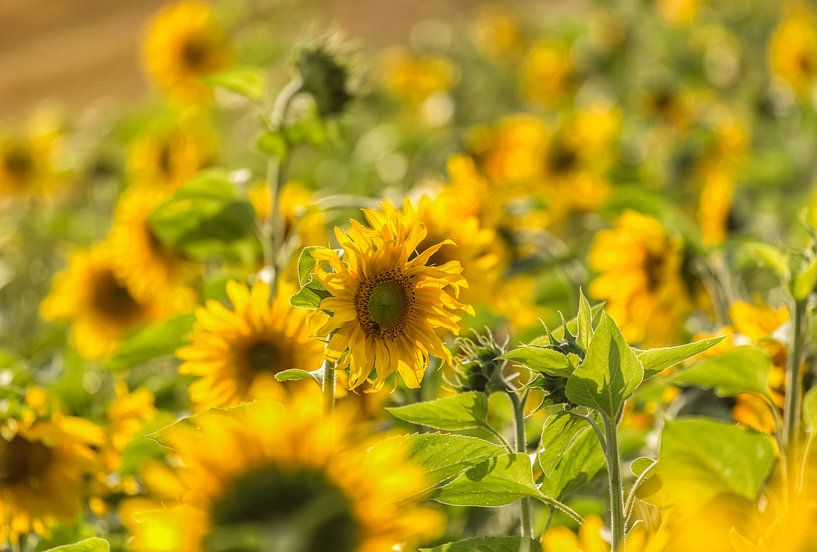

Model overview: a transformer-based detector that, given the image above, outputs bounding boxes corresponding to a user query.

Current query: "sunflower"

[142,0,231,104]
[470,4,523,62]
[127,118,216,189]
[657,0,700,25]
[310,203,472,390]
[541,515,671,552]
[176,279,324,409]
[40,244,174,359]
[769,4,817,97]
[589,211,691,347]
[108,186,199,304]
[0,113,63,201]
[379,47,458,105]
[0,407,103,541]
[520,39,576,106]
[123,394,443,552]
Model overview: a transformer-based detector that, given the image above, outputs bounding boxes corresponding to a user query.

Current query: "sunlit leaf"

[386,392,488,431]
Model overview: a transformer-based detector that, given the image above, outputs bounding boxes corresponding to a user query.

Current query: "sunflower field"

[5,0,817,550]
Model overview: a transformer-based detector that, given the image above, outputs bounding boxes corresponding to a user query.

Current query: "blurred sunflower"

[379,47,458,105]
[248,180,328,254]
[520,39,576,106]
[657,0,700,25]
[40,245,174,359]
[589,211,691,347]
[0,113,64,201]
[176,279,324,409]
[769,3,817,97]
[310,203,472,390]
[0,406,103,541]
[127,118,216,189]
[124,395,443,552]
[109,187,199,304]
[541,515,670,551]
[470,4,523,62]
[142,0,231,104]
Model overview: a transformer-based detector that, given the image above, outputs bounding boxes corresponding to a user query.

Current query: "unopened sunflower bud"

[295,47,352,118]
[453,331,507,394]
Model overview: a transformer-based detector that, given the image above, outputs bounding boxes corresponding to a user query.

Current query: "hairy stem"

[322,359,335,415]
[603,414,625,552]
[509,391,533,539]
[784,299,806,484]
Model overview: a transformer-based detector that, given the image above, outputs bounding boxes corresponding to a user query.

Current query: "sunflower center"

[91,270,143,323]
[0,435,53,487]
[355,269,415,338]
[244,340,280,373]
[643,250,667,292]
[3,145,33,180]
[798,52,815,76]
[181,35,215,72]
[546,141,578,175]
[207,465,359,552]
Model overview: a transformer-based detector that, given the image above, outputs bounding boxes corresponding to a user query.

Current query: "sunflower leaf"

[204,66,266,101]
[106,313,195,371]
[499,346,572,377]
[386,391,488,431]
[434,453,540,506]
[565,313,643,420]
[43,538,110,552]
[274,368,322,386]
[636,335,725,378]
[420,536,541,551]
[669,346,772,400]
[538,411,605,500]
[290,278,331,309]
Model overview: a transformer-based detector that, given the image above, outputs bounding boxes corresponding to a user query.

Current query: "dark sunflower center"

[207,465,359,552]
[798,52,815,75]
[181,35,216,72]
[643,250,667,292]
[354,268,415,338]
[91,270,143,323]
[156,141,174,177]
[0,435,53,487]
[244,340,280,373]
[3,145,34,180]
[546,141,578,175]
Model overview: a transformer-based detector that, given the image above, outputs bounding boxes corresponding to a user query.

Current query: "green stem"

[509,392,533,539]
[603,414,625,552]
[322,359,335,415]
[784,299,806,475]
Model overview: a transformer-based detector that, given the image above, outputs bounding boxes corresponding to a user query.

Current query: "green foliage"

[106,313,195,371]
[565,313,643,420]
[256,131,288,158]
[435,453,541,507]
[499,346,572,377]
[803,386,817,432]
[42,538,110,552]
[149,170,257,259]
[204,67,266,100]
[538,412,605,500]
[274,368,322,385]
[386,392,488,431]
[290,246,333,308]
[421,537,541,552]
[670,346,772,400]
[577,288,593,352]
[635,336,725,378]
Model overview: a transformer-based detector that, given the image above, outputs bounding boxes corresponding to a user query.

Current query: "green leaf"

[382,433,505,489]
[539,413,604,500]
[297,246,326,287]
[386,392,488,431]
[149,170,256,258]
[565,313,644,419]
[631,456,655,477]
[803,386,817,432]
[656,418,775,507]
[256,131,288,159]
[204,66,266,100]
[106,314,195,371]
[670,347,772,400]
[43,538,110,552]
[538,411,590,474]
[421,537,541,552]
[636,336,725,378]
[577,288,593,352]
[274,368,321,386]
[792,255,817,300]
[499,346,572,377]
[737,242,791,282]
[529,303,605,346]
[290,279,331,309]
[435,453,540,506]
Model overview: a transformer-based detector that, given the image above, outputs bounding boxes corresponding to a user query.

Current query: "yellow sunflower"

[769,3,817,97]
[123,393,443,552]
[470,4,523,62]
[657,0,700,25]
[40,244,175,359]
[142,0,231,104]
[0,407,103,541]
[520,39,576,106]
[541,515,671,552]
[108,186,199,304]
[176,279,324,409]
[379,47,458,105]
[127,117,216,189]
[310,202,472,390]
[589,211,691,347]
[0,113,64,201]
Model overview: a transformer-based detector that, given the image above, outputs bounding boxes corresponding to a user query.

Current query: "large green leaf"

[421,537,541,552]
[577,288,593,352]
[529,303,605,346]
[149,170,256,258]
[204,66,266,100]
[566,313,643,419]
[106,313,195,371]
[43,538,109,552]
[636,336,725,378]
[386,392,488,431]
[656,418,775,508]
[670,347,772,400]
[499,346,571,377]
[382,433,505,489]
[539,413,605,500]
[435,453,540,507]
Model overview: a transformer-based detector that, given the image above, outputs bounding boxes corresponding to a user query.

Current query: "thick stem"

[322,359,335,415]
[603,414,625,552]
[784,299,806,475]
[509,392,533,539]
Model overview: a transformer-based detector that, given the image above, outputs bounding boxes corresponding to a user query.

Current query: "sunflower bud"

[295,46,352,118]
[453,331,507,394]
